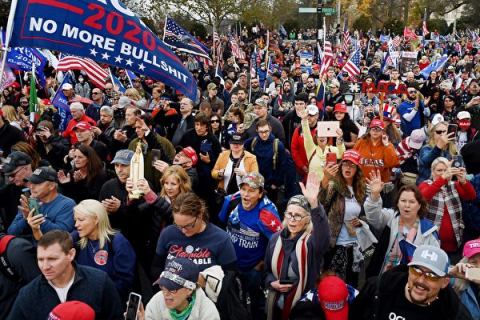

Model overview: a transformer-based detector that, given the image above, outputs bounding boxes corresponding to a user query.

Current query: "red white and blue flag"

[319,41,333,78]
[341,49,361,82]
[164,17,211,61]
[57,53,108,88]
[342,19,350,54]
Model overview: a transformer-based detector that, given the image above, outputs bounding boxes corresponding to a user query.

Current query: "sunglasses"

[409,266,443,282]
[435,130,447,135]
[92,92,102,95]
[210,120,220,123]
[408,91,417,94]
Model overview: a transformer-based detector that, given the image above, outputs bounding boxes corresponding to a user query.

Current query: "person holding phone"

[419,157,476,262]
[319,149,367,287]
[264,172,330,320]
[417,121,457,184]
[299,107,345,181]
[398,87,429,138]
[449,239,480,320]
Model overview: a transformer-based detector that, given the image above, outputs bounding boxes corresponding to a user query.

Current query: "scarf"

[383,218,419,273]
[169,291,196,320]
[266,230,311,320]
[424,179,464,246]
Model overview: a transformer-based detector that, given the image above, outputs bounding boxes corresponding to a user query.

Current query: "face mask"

[458,119,471,130]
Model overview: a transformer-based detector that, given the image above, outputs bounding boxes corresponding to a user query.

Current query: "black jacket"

[350,264,473,320]
[7,263,123,320]
[0,121,26,157]
[0,183,23,230]
[0,235,41,320]
[35,134,71,171]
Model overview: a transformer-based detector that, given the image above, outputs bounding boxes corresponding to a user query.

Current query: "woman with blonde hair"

[72,199,136,302]
[1,105,22,130]
[419,157,476,260]
[417,121,456,184]
[125,88,147,109]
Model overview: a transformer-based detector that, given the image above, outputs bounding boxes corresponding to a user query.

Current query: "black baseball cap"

[25,167,58,184]
[2,152,32,174]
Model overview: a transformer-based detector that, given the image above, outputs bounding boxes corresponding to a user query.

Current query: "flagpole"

[0,0,19,90]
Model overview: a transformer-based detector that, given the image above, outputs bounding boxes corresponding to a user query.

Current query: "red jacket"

[291,124,316,175]
[62,114,97,144]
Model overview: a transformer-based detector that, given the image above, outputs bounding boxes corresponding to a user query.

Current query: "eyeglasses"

[284,212,310,222]
[409,266,443,282]
[257,130,270,135]
[210,120,220,123]
[370,127,384,132]
[159,285,178,294]
[5,166,26,179]
[341,162,357,168]
[92,92,102,95]
[20,101,29,104]
[435,130,447,135]
[408,90,417,94]
[173,216,197,230]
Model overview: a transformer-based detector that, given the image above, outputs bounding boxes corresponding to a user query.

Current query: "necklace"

[89,241,99,253]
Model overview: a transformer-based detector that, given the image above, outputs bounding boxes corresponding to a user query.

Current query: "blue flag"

[164,17,210,60]
[420,54,448,79]
[380,34,390,43]
[52,73,74,131]
[9,0,197,100]
[110,73,126,94]
[278,24,287,37]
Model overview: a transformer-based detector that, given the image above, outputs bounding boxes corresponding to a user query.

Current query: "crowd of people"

[1,24,480,320]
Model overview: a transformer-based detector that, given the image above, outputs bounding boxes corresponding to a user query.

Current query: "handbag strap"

[225,152,244,191]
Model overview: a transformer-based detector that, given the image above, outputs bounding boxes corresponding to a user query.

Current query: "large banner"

[400,51,418,75]
[9,0,197,100]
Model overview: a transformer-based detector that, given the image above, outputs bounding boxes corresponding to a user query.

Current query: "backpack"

[215,270,251,320]
[250,137,280,170]
[0,235,24,283]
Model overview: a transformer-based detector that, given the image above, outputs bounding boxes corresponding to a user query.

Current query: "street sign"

[322,7,336,14]
[299,7,317,13]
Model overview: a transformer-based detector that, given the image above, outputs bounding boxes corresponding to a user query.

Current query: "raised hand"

[299,171,321,208]
[323,163,339,182]
[365,169,384,199]
[57,171,71,184]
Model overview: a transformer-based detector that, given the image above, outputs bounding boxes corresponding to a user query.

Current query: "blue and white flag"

[380,34,390,43]
[109,69,126,94]
[126,70,138,87]
[164,17,211,61]
[278,24,287,37]
[420,54,448,79]
[9,0,197,100]
[215,61,224,87]
[52,72,75,131]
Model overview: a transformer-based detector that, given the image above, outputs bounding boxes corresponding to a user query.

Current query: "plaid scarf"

[425,179,464,246]
[383,217,419,273]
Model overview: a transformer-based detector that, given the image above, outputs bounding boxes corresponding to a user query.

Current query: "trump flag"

[9,0,197,100]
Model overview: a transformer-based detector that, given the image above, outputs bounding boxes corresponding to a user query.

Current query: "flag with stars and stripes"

[392,36,401,48]
[250,49,258,79]
[57,53,107,88]
[230,35,243,59]
[213,27,220,44]
[422,11,429,36]
[215,60,225,86]
[319,41,333,78]
[342,19,350,54]
[164,17,211,61]
[341,49,361,82]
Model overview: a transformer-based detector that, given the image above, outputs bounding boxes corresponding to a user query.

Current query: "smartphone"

[452,155,464,168]
[22,188,41,216]
[279,279,296,285]
[466,268,480,281]
[151,149,162,166]
[448,124,458,136]
[125,292,142,320]
[326,153,337,166]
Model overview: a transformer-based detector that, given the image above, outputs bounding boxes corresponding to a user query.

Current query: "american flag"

[319,41,333,78]
[57,54,107,88]
[250,50,258,79]
[341,49,361,82]
[230,35,243,59]
[164,17,211,60]
[422,11,429,36]
[213,27,220,44]
[392,36,401,48]
[342,19,350,54]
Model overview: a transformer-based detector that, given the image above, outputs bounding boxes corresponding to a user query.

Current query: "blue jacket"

[450,279,480,320]
[417,145,453,184]
[8,193,75,236]
[71,231,136,301]
[7,263,123,320]
[244,134,287,187]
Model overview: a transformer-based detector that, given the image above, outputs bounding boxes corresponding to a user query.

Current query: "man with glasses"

[244,98,286,145]
[86,88,111,122]
[398,87,428,137]
[350,245,473,320]
[0,152,32,230]
[8,166,75,237]
[204,83,224,116]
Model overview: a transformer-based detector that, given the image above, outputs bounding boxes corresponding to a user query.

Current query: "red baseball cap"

[334,103,347,113]
[318,276,349,320]
[463,240,480,258]
[73,121,92,131]
[342,149,361,165]
[10,82,20,89]
[370,119,385,130]
[313,64,321,70]
[42,99,52,106]
[48,301,95,320]
[179,146,198,166]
